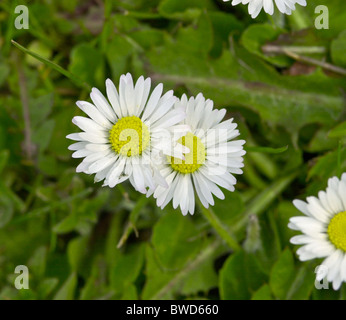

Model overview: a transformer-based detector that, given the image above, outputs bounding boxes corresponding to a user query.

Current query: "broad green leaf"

[0,62,10,87]
[53,213,79,234]
[251,284,273,300]
[67,236,88,272]
[29,93,54,128]
[180,257,218,296]
[241,24,290,67]
[68,43,104,87]
[105,36,135,79]
[0,150,9,174]
[142,244,177,300]
[0,193,14,228]
[286,264,315,300]
[53,273,77,300]
[269,248,295,300]
[28,246,47,279]
[308,148,346,181]
[121,285,138,300]
[110,244,144,292]
[38,278,59,299]
[219,251,267,300]
[212,190,244,228]
[331,30,346,68]
[158,0,216,20]
[329,121,346,138]
[147,15,344,135]
[151,209,203,269]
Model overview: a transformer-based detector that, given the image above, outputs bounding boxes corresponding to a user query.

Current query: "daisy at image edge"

[289,173,346,290]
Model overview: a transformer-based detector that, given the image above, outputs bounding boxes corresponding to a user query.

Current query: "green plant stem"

[117,195,150,248]
[198,202,241,251]
[11,40,91,91]
[152,239,221,300]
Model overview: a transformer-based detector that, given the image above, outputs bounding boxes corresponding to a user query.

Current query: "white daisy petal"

[90,88,117,122]
[230,0,304,18]
[106,79,122,118]
[68,73,180,192]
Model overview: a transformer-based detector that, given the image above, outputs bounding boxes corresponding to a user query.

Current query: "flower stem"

[198,202,241,251]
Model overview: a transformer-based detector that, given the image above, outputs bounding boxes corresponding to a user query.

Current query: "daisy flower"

[225,0,307,18]
[289,173,346,290]
[149,93,246,216]
[67,73,186,193]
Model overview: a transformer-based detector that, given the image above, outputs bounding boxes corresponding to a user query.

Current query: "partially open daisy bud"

[289,173,346,290]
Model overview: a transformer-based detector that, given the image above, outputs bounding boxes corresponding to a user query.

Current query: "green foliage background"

[0,0,345,300]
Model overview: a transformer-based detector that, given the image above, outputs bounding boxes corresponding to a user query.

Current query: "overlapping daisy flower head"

[289,173,346,290]
[149,93,246,216]
[67,73,186,194]
[225,0,307,18]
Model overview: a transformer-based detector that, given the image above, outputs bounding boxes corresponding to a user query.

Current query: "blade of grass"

[11,40,91,91]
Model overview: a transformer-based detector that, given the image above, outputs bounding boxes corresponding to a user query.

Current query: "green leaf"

[246,145,288,154]
[53,214,79,234]
[142,244,178,300]
[11,40,91,90]
[0,62,10,87]
[110,244,144,292]
[219,251,267,300]
[308,148,346,180]
[181,256,218,296]
[67,236,88,272]
[0,150,9,174]
[331,30,346,68]
[53,273,77,300]
[251,284,273,300]
[68,43,104,87]
[29,93,54,128]
[286,264,315,300]
[38,278,59,298]
[241,24,290,67]
[28,246,47,279]
[158,0,216,20]
[269,248,295,300]
[121,285,138,300]
[147,15,344,135]
[105,36,135,79]
[0,193,14,228]
[151,209,203,269]
[329,121,346,138]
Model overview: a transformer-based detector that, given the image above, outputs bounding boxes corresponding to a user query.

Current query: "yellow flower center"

[169,132,206,174]
[109,116,150,157]
[328,211,346,252]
